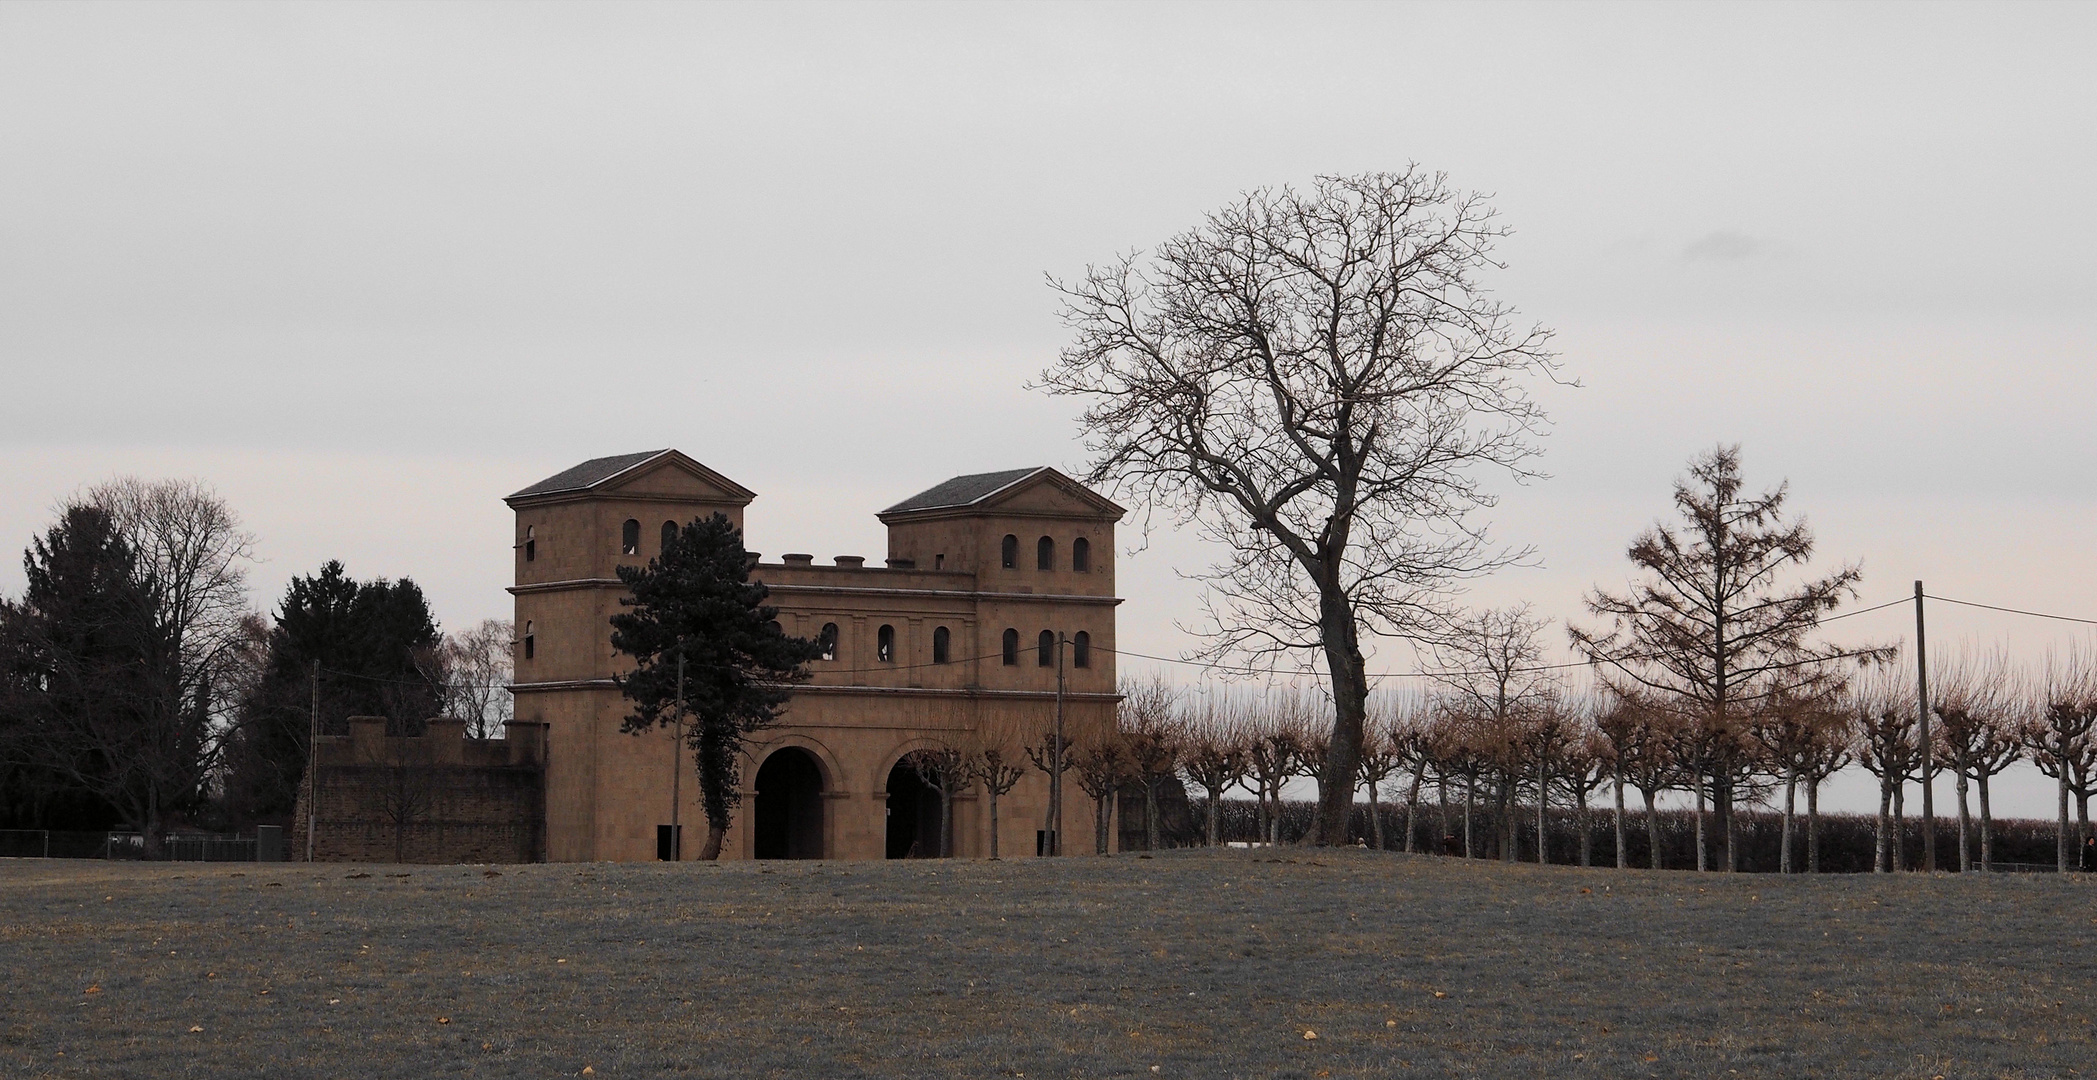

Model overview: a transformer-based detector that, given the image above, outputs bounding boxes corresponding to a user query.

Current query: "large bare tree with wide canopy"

[1040,170,1559,845]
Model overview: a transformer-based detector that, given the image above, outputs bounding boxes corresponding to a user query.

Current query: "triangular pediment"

[601,451,756,504]
[984,470,1124,519]
[506,449,755,506]
[879,466,1121,521]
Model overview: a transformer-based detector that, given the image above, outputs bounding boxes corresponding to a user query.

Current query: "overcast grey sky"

[4,3,2092,814]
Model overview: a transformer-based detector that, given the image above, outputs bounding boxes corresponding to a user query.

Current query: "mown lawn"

[2,849,2092,1078]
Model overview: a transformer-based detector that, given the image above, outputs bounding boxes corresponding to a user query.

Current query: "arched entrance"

[885,758,942,858]
[753,748,825,859]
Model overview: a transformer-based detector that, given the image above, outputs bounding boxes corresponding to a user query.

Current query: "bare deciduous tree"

[907,745,969,859]
[2022,650,2096,873]
[1850,668,1919,872]
[1572,446,1880,873]
[438,619,514,740]
[1178,691,1251,847]
[1043,170,1560,846]
[965,717,1034,861]
[1120,676,1182,852]
[1932,650,2021,872]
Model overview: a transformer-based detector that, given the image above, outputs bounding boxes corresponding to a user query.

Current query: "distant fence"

[0,829,280,862]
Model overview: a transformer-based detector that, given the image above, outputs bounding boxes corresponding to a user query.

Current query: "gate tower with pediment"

[505,450,1124,861]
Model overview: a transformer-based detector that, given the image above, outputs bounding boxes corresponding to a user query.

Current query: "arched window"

[1037,536,1054,571]
[877,624,895,663]
[932,626,950,664]
[621,518,641,556]
[766,620,783,636]
[1001,628,1019,666]
[1001,534,1018,569]
[1037,629,1055,667]
[661,520,678,553]
[818,623,839,662]
[523,526,536,563]
[522,620,535,660]
[1073,630,1091,668]
[1072,536,1090,573]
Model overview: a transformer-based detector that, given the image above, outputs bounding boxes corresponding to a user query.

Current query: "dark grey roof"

[882,467,1046,514]
[509,450,668,499]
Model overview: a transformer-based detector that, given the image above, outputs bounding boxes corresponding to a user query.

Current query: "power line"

[1818,596,1911,623]
[1924,594,2097,628]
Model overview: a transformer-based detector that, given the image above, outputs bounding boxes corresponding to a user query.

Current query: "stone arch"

[753,746,827,860]
[879,737,957,860]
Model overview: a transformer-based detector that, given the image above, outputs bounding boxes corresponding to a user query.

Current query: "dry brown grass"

[2,849,2093,1078]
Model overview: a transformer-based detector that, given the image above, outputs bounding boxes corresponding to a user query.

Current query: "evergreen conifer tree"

[610,513,821,860]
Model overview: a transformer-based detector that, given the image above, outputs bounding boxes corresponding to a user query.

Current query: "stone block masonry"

[291,716,547,863]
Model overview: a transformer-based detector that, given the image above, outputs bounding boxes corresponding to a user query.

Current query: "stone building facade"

[506,450,1124,862]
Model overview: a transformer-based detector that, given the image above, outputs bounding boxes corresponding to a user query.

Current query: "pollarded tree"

[1120,675,1183,852]
[1065,733,1127,855]
[2021,650,2096,873]
[965,716,1034,860]
[1572,446,1880,873]
[1932,651,2022,872]
[1178,691,1251,847]
[1430,605,1559,863]
[1750,678,1848,874]
[1043,170,1560,846]
[909,744,970,859]
[1850,669,1919,873]
[610,513,824,861]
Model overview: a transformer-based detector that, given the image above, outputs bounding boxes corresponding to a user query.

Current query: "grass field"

[2,850,2093,1078]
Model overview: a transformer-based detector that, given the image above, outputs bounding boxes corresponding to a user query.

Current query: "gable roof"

[509,451,671,499]
[881,467,1047,514]
[506,449,758,505]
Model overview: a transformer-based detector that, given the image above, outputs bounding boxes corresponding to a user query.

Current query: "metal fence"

[0,829,265,861]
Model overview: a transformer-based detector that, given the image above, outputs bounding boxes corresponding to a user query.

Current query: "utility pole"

[671,650,685,861]
[1051,631,1067,856]
[1915,581,1935,873]
[306,659,319,863]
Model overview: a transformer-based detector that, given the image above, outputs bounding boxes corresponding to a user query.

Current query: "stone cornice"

[508,578,1121,606]
[509,678,1119,703]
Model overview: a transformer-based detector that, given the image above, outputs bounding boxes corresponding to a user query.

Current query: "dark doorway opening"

[753,748,824,859]
[885,759,942,859]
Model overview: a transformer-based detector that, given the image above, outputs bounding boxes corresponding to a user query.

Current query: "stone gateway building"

[507,450,1124,862]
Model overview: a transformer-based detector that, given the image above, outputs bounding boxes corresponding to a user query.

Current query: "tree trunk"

[1978,771,1995,871]
[1874,777,1891,872]
[988,791,1001,860]
[1719,773,1738,873]
[1462,776,1476,858]
[1144,782,1160,852]
[1367,787,1385,851]
[1096,793,1112,855]
[1307,601,1369,846]
[1642,786,1663,870]
[1204,788,1221,847]
[2060,766,2073,873]
[697,823,725,861]
[1612,764,1628,870]
[1955,767,1972,873]
[1535,757,1549,866]
[1806,775,1821,874]
[1497,778,1515,863]
[1693,773,1708,873]
[940,789,953,858]
[1780,765,1797,875]
[1403,761,1426,855]
[1893,777,1910,869]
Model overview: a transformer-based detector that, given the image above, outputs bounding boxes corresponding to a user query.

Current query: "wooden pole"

[1052,632,1067,856]
[672,650,685,861]
[306,659,319,863]
[1915,581,1935,872]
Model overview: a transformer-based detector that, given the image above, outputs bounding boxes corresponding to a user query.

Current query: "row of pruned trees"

[1070,641,2097,874]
